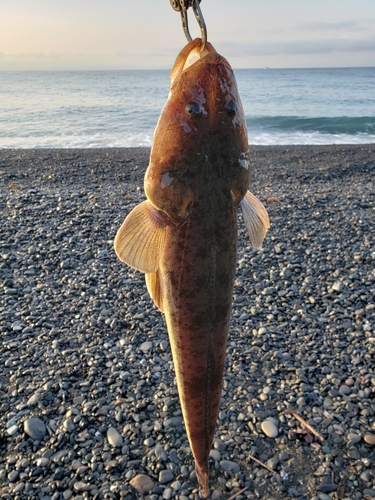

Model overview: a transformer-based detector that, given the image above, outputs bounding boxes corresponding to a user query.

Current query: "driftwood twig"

[282,409,324,442]
[248,454,276,474]
[227,486,248,499]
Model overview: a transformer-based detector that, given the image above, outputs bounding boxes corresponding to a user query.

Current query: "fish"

[114,38,270,498]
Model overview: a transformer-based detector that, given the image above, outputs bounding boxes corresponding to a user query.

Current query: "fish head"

[145,38,251,223]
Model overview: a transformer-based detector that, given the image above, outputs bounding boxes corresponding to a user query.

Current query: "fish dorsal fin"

[114,200,167,274]
[145,271,164,313]
[240,191,270,248]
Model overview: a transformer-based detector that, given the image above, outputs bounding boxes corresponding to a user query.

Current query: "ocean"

[1,66,374,148]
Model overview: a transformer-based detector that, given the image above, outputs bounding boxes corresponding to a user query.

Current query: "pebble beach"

[1,144,375,500]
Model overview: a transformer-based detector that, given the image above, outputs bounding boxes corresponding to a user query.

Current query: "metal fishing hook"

[170,0,207,46]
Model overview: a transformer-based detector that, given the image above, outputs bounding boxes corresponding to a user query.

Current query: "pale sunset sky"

[1,0,374,70]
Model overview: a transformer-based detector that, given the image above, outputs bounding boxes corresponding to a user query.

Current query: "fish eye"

[186,102,202,117]
[225,99,237,116]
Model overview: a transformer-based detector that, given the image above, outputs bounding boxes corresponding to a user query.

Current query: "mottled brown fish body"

[161,184,237,493]
[146,42,250,496]
[115,38,270,498]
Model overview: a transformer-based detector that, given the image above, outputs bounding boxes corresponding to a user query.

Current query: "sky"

[1,0,375,70]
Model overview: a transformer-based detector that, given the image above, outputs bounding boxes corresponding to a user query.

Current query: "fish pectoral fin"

[240,191,270,248]
[145,271,164,313]
[114,200,166,274]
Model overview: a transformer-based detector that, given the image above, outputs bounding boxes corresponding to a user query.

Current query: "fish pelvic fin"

[114,200,166,274]
[145,271,164,313]
[240,191,270,248]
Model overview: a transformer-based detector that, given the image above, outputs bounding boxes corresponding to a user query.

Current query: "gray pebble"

[163,488,173,500]
[209,449,221,461]
[213,438,226,450]
[171,480,181,491]
[27,392,42,406]
[261,420,278,438]
[159,469,174,483]
[155,446,168,462]
[220,460,240,473]
[7,425,18,436]
[347,432,361,444]
[13,482,25,494]
[8,470,20,482]
[139,341,153,352]
[267,457,279,470]
[24,417,46,441]
[317,495,331,500]
[107,427,123,447]
[36,457,50,467]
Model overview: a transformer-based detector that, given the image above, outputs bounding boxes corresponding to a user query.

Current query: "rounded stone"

[317,494,331,500]
[144,437,155,447]
[159,469,174,483]
[339,384,351,395]
[13,482,25,494]
[209,449,221,461]
[219,460,240,473]
[163,488,173,500]
[107,427,123,447]
[261,420,278,438]
[347,432,361,444]
[7,425,18,436]
[27,392,42,406]
[130,474,154,494]
[36,457,50,467]
[73,481,90,492]
[213,438,226,450]
[139,341,153,352]
[171,480,181,491]
[63,419,75,432]
[364,434,375,445]
[24,417,46,441]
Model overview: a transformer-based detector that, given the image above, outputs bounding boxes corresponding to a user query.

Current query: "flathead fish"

[115,38,269,498]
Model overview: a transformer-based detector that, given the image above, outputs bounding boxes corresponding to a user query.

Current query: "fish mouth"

[170,38,231,87]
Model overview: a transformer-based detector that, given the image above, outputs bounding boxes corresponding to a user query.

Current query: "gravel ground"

[0,144,375,500]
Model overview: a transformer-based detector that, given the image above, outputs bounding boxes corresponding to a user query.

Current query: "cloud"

[297,20,365,32]
[224,37,375,57]
[0,51,92,60]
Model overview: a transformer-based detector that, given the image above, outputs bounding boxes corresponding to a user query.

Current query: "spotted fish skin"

[114,38,270,498]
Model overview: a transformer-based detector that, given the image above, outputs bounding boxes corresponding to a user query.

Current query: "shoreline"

[1,144,375,499]
[1,143,374,188]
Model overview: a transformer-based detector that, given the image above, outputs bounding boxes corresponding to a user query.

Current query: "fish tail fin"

[240,190,270,248]
[195,461,210,499]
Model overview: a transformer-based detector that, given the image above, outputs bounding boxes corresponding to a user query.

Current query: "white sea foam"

[2,130,375,149]
[248,131,375,146]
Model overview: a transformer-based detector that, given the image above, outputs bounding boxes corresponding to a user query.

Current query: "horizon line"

[1,65,375,72]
